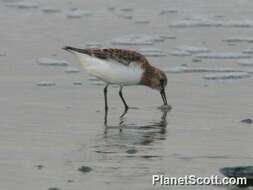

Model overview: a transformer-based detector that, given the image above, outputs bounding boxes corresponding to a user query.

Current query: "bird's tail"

[62,46,89,55]
[62,46,91,68]
[62,46,81,53]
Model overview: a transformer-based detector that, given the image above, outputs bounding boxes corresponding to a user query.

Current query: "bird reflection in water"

[103,106,171,145]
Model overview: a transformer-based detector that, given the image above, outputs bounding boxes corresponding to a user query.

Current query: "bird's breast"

[78,55,144,85]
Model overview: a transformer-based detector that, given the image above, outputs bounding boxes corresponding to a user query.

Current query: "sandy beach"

[0,0,253,189]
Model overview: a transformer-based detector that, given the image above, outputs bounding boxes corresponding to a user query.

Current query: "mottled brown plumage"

[63,47,167,90]
[63,46,168,107]
[64,47,149,65]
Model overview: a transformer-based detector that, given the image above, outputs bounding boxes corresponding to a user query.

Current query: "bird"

[63,46,168,111]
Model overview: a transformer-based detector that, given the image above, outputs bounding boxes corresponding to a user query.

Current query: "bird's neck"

[140,65,156,87]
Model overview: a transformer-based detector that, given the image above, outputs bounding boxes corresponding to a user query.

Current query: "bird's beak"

[160,88,168,105]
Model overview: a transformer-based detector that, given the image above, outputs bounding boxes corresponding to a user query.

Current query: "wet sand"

[0,0,253,189]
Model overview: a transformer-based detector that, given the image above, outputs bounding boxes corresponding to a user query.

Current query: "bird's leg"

[104,111,108,130]
[104,107,108,126]
[104,84,109,126]
[120,107,128,118]
[104,84,109,111]
[119,86,129,111]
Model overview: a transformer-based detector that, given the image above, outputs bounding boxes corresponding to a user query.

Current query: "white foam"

[86,42,102,48]
[134,18,150,24]
[41,7,61,13]
[224,20,253,27]
[2,0,23,2]
[169,50,192,56]
[223,37,253,43]
[195,52,251,59]
[111,34,165,46]
[138,48,166,57]
[64,67,80,73]
[90,80,105,86]
[203,72,251,80]
[170,18,219,28]
[37,58,69,66]
[120,8,134,12]
[160,35,176,40]
[160,9,178,15]
[116,13,133,20]
[88,76,100,81]
[242,48,253,54]
[165,66,189,73]
[37,81,56,87]
[5,1,39,9]
[238,59,253,66]
[170,18,253,28]
[66,9,93,18]
[73,81,83,85]
[175,46,211,54]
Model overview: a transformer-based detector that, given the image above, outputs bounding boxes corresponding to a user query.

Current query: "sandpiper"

[63,46,168,111]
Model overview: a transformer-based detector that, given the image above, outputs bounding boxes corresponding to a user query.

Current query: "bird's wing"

[63,47,150,66]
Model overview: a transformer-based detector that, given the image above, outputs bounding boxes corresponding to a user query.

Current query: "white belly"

[76,53,144,85]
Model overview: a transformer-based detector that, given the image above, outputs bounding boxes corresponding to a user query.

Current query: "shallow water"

[1,0,253,189]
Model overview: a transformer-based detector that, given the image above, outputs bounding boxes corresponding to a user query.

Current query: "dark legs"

[103,85,128,133]
[104,84,109,110]
[104,84,109,125]
[103,85,129,125]
[104,85,129,110]
[103,85,129,124]
[119,86,129,111]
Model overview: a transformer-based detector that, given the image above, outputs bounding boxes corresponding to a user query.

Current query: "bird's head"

[142,68,168,105]
[150,69,167,91]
